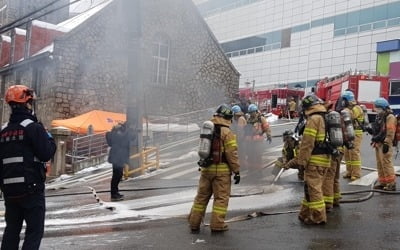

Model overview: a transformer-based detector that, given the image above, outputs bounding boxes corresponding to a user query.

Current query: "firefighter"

[283,94,331,225]
[288,97,297,119]
[231,105,247,170]
[367,98,397,191]
[322,101,344,211]
[340,91,364,180]
[0,85,57,249]
[188,104,240,233]
[276,129,303,180]
[244,104,272,172]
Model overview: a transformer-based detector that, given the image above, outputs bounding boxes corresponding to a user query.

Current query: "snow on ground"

[146,123,200,132]
[265,113,279,123]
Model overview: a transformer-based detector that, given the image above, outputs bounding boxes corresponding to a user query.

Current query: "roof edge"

[187,0,240,77]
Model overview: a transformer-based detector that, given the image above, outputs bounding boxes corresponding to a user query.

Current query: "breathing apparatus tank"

[325,111,343,147]
[341,109,355,145]
[359,104,370,128]
[197,120,214,167]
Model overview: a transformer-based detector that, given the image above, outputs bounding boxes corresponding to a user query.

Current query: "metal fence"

[66,132,109,166]
[143,107,216,147]
[67,107,216,166]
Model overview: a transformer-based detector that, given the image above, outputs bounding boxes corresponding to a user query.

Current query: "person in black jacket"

[106,122,132,201]
[0,85,56,250]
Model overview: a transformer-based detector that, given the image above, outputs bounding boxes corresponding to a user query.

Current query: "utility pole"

[121,0,143,174]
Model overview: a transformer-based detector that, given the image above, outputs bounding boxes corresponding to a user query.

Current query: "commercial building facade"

[195,0,400,90]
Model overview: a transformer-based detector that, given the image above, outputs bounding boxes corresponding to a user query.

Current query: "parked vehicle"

[239,87,304,118]
[315,71,390,119]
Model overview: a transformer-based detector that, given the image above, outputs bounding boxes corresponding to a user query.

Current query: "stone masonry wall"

[1,0,239,127]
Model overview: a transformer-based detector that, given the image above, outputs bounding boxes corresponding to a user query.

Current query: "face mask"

[375,108,384,114]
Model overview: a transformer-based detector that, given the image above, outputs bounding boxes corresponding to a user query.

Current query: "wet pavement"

[39,192,400,250]
[1,121,400,249]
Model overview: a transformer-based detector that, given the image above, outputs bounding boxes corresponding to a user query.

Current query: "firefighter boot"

[342,173,351,179]
[211,224,229,233]
[383,183,396,191]
[373,183,385,190]
[188,209,202,234]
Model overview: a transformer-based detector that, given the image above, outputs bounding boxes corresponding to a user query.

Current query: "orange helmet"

[5,85,35,104]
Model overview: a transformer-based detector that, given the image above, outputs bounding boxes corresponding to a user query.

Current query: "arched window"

[151,34,170,85]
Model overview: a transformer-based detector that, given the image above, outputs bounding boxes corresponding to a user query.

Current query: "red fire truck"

[239,87,304,117]
[315,71,390,116]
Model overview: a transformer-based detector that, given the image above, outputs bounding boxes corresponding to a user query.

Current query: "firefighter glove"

[283,160,294,169]
[233,173,240,184]
[365,126,374,135]
[267,136,272,144]
[382,143,389,154]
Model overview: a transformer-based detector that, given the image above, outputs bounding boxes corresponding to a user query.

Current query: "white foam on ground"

[349,172,378,186]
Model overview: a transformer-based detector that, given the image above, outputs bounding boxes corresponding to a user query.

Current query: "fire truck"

[315,71,390,117]
[239,87,304,117]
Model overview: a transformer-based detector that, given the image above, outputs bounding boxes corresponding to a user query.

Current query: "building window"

[359,24,372,32]
[151,34,170,85]
[281,28,291,48]
[32,68,43,97]
[346,26,358,34]
[373,20,386,29]
[390,81,400,96]
[388,17,400,27]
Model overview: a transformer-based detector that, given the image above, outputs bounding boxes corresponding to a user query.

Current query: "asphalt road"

[2,120,400,250]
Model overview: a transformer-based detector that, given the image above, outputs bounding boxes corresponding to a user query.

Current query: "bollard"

[49,127,71,178]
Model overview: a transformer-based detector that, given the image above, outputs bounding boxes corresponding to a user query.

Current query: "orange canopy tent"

[51,110,126,134]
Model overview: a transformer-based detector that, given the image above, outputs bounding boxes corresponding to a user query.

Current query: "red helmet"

[5,85,35,104]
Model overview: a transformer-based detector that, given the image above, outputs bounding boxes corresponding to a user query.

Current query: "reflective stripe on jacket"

[201,116,240,175]
[290,104,331,168]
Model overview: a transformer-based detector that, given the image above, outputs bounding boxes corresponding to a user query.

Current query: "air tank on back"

[325,111,343,147]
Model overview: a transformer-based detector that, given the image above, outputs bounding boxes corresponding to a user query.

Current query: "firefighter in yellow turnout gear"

[244,104,272,171]
[231,105,247,170]
[322,101,344,210]
[188,104,240,233]
[367,98,397,191]
[340,91,364,180]
[276,129,303,180]
[284,94,331,225]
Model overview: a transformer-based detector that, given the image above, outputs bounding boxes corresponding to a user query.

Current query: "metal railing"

[124,146,160,178]
[66,107,216,168]
[143,107,215,147]
[66,132,109,165]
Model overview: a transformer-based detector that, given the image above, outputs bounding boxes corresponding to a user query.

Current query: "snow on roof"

[32,43,54,57]
[0,4,6,13]
[15,28,26,35]
[58,0,113,32]
[32,20,69,33]
[1,35,10,43]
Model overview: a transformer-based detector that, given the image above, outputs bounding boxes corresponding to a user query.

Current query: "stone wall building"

[0,0,239,127]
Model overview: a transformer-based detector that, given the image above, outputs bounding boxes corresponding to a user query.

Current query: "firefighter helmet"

[215,104,233,119]
[341,90,355,102]
[248,104,258,113]
[5,85,35,104]
[374,97,390,109]
[283,129,294,137]
[301,94,323,110]
[232,105,242,114]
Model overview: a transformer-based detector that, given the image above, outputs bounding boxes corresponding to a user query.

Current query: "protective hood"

[211,116,231,127]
